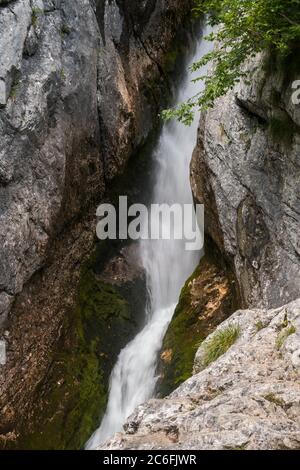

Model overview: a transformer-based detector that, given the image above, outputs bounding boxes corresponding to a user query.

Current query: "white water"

[86,25,213,450]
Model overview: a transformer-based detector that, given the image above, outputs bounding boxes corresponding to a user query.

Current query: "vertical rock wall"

[0,0,193,445]
[191,51,300,308]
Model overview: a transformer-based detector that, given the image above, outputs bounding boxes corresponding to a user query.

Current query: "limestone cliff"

[0,0,192,326]
[0,0,192,446]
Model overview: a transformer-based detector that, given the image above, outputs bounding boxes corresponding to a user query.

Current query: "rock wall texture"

[0,0,192,444]
[103,298,300,450]
[96,0,194,180]
[14,241,147,450]
[0,0,102,327]
[0,0,192,326]
[191,51,300,309]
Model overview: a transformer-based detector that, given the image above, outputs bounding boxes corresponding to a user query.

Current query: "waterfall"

[86,25,213,450]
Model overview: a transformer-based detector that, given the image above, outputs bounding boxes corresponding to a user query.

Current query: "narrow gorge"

[0,0,299,453]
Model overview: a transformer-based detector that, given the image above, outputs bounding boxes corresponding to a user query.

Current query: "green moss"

[165,50,179,69]
[18,348,106,450]
[160,265,203,390]
[78,269,130,326]
[15,254,136,450]
[276,324,296,350]
[263,393,285,408]
[31,7,43,27]
[201,324,240,369]
[61,24,71,36]
[159,250,238,396]
[255,320,265,331]
[60,68,66,82]
[163,47,186,74]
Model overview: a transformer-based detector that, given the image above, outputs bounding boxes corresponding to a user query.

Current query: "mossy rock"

[158,249,239,397]
[13,245,146,450]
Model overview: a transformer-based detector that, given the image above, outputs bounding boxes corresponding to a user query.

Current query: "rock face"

[191,51,300,308]
[0,0,103,328]
[14,240,147,450]
[0,0,192,445]
[102,298,300,450]
[96,0,194,179]
[0,0,192,325]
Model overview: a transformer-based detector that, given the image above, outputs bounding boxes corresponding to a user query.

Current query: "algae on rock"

[13,244,146,450]
[159,245,239,396]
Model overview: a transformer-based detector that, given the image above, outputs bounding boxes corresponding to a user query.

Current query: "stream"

[86,24,213,450]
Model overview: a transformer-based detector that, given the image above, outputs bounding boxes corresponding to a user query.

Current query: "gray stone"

[191,53,300,309]
[0,0,103,301]
[0,292,13,327]
[0,0,32,100]
[101,49,300,453]
[0,79,6,107]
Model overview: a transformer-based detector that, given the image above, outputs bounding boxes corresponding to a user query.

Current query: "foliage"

[276,324,296,349]
[31,7,43,27]
[263,393,285,407]
[201,324,240,368]
[255,320,265,331]
[163,0,300,125]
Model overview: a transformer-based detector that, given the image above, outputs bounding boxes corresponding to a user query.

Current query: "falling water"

[86,25,213,450]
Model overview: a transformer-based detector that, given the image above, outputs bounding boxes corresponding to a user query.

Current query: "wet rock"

[12,240,147,450]
[158,246,239,396]
[103,49,300,452]
[0,0,102,303]
[97,0,193,180]
[0,0,192,326]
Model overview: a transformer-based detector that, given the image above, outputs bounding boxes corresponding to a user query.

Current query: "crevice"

[235,96,268,125]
